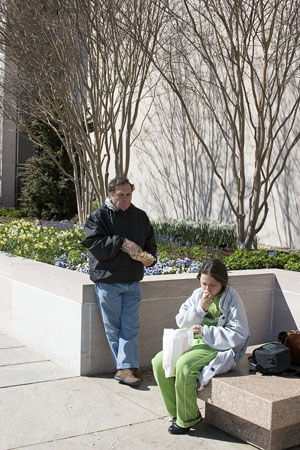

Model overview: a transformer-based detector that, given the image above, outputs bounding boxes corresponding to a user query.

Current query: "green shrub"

[0,207,28,218]
[20,118,77,220]
[224,249,300,271]
[152,218,237,248]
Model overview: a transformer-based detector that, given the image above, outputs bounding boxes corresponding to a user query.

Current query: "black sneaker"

[168,416,202,434]
[168,421,190,435]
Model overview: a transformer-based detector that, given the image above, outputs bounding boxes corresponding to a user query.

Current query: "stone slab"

[0,274,12,334]
[205,404,300,450]
[13,418,255,450]
[271,269,300,292]
[199,349,300,430]
[272,289,300,336]
[199,345,300,450]
[0,334,25,349]
[0,377,158,449]
[1,333,298,450]
[0,361,75,388]
[0,347,47,366]
[0,252,94,303]
[80,302,115,375]
[89,369,173,418]
[12,281,82,374]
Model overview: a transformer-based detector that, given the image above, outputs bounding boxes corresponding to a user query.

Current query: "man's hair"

[108,176,135,194]
[196,258,228,288]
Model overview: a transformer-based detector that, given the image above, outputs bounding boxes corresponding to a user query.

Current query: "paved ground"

[0,332,289,450]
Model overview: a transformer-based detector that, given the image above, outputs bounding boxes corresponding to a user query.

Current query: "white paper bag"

[162,328,194,378]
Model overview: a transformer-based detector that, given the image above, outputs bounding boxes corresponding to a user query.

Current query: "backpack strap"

[248,354,270,375]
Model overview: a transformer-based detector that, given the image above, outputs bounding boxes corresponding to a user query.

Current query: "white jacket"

[176,285,250,389]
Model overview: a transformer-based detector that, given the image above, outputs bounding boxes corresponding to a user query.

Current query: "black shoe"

[168,421,190,435]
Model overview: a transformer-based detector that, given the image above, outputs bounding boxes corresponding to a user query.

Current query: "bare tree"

[149,0,300,248]
[136,78,233,223]
[270,113,300,248]
[0,0,164,223]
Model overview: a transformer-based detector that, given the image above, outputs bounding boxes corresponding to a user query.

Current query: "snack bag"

[131,251,155,265]
[121,238,155,265]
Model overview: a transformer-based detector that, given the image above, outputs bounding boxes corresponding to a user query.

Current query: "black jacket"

[84,202,157,284]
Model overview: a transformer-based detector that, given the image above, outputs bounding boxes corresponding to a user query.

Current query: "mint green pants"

[152,339,218,428]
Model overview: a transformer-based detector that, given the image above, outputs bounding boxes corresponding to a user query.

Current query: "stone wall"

[0,252,299,375]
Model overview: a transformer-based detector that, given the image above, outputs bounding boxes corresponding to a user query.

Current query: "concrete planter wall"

[0,251,299,375]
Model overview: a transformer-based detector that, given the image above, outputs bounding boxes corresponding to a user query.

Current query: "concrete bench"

[198,345,300,450]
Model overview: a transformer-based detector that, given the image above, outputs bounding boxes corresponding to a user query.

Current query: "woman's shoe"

[168,421,190,435]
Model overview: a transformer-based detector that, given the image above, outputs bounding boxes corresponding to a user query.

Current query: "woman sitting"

[152,258,249,434]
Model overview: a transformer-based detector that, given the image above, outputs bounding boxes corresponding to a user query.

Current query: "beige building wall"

[128,144,300,249]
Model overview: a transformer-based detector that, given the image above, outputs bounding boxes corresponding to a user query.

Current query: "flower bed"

[0,219,230,275]
[1,218,300,274]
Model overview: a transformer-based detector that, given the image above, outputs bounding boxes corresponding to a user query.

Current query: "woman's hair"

[197,258,228,288]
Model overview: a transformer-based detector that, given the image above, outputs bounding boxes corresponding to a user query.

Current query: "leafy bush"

[20,118,77,220]
[0,207,28,219]
[224,249,300,271]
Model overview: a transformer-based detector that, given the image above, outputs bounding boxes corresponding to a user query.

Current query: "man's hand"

[143,260,153,267]
[121,239,155,266]
[121,238,141,256]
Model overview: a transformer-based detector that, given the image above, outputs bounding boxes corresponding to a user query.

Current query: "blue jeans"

[95,281,142,369]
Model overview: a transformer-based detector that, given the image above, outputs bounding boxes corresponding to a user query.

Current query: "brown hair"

[197,258,228,288]
[108,176,135,194]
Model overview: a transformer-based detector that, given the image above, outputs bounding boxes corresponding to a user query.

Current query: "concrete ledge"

[198,346,300,450]
[0,252,300,376]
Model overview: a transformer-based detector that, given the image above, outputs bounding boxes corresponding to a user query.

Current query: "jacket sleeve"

[84,212,124,261]
[176,289,207,328]
[201,293,249,351]
[143,216,157,265]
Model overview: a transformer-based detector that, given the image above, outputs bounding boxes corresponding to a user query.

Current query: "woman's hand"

[192,325,201,335]
[200,292,213,312]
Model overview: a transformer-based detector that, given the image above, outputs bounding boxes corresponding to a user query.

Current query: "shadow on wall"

[271,277,299,340]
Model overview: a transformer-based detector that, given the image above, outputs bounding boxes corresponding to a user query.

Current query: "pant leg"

[174,342,218,428]
[152,351,177,418]
[152,342,218,428]
[95,283,122,368]
[95,281,142,369]
[117,281,142,369]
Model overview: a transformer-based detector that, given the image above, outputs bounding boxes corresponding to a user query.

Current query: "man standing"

[84,176,157,387]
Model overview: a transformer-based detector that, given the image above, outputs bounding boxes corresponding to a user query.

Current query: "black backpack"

[248,342,291,375]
